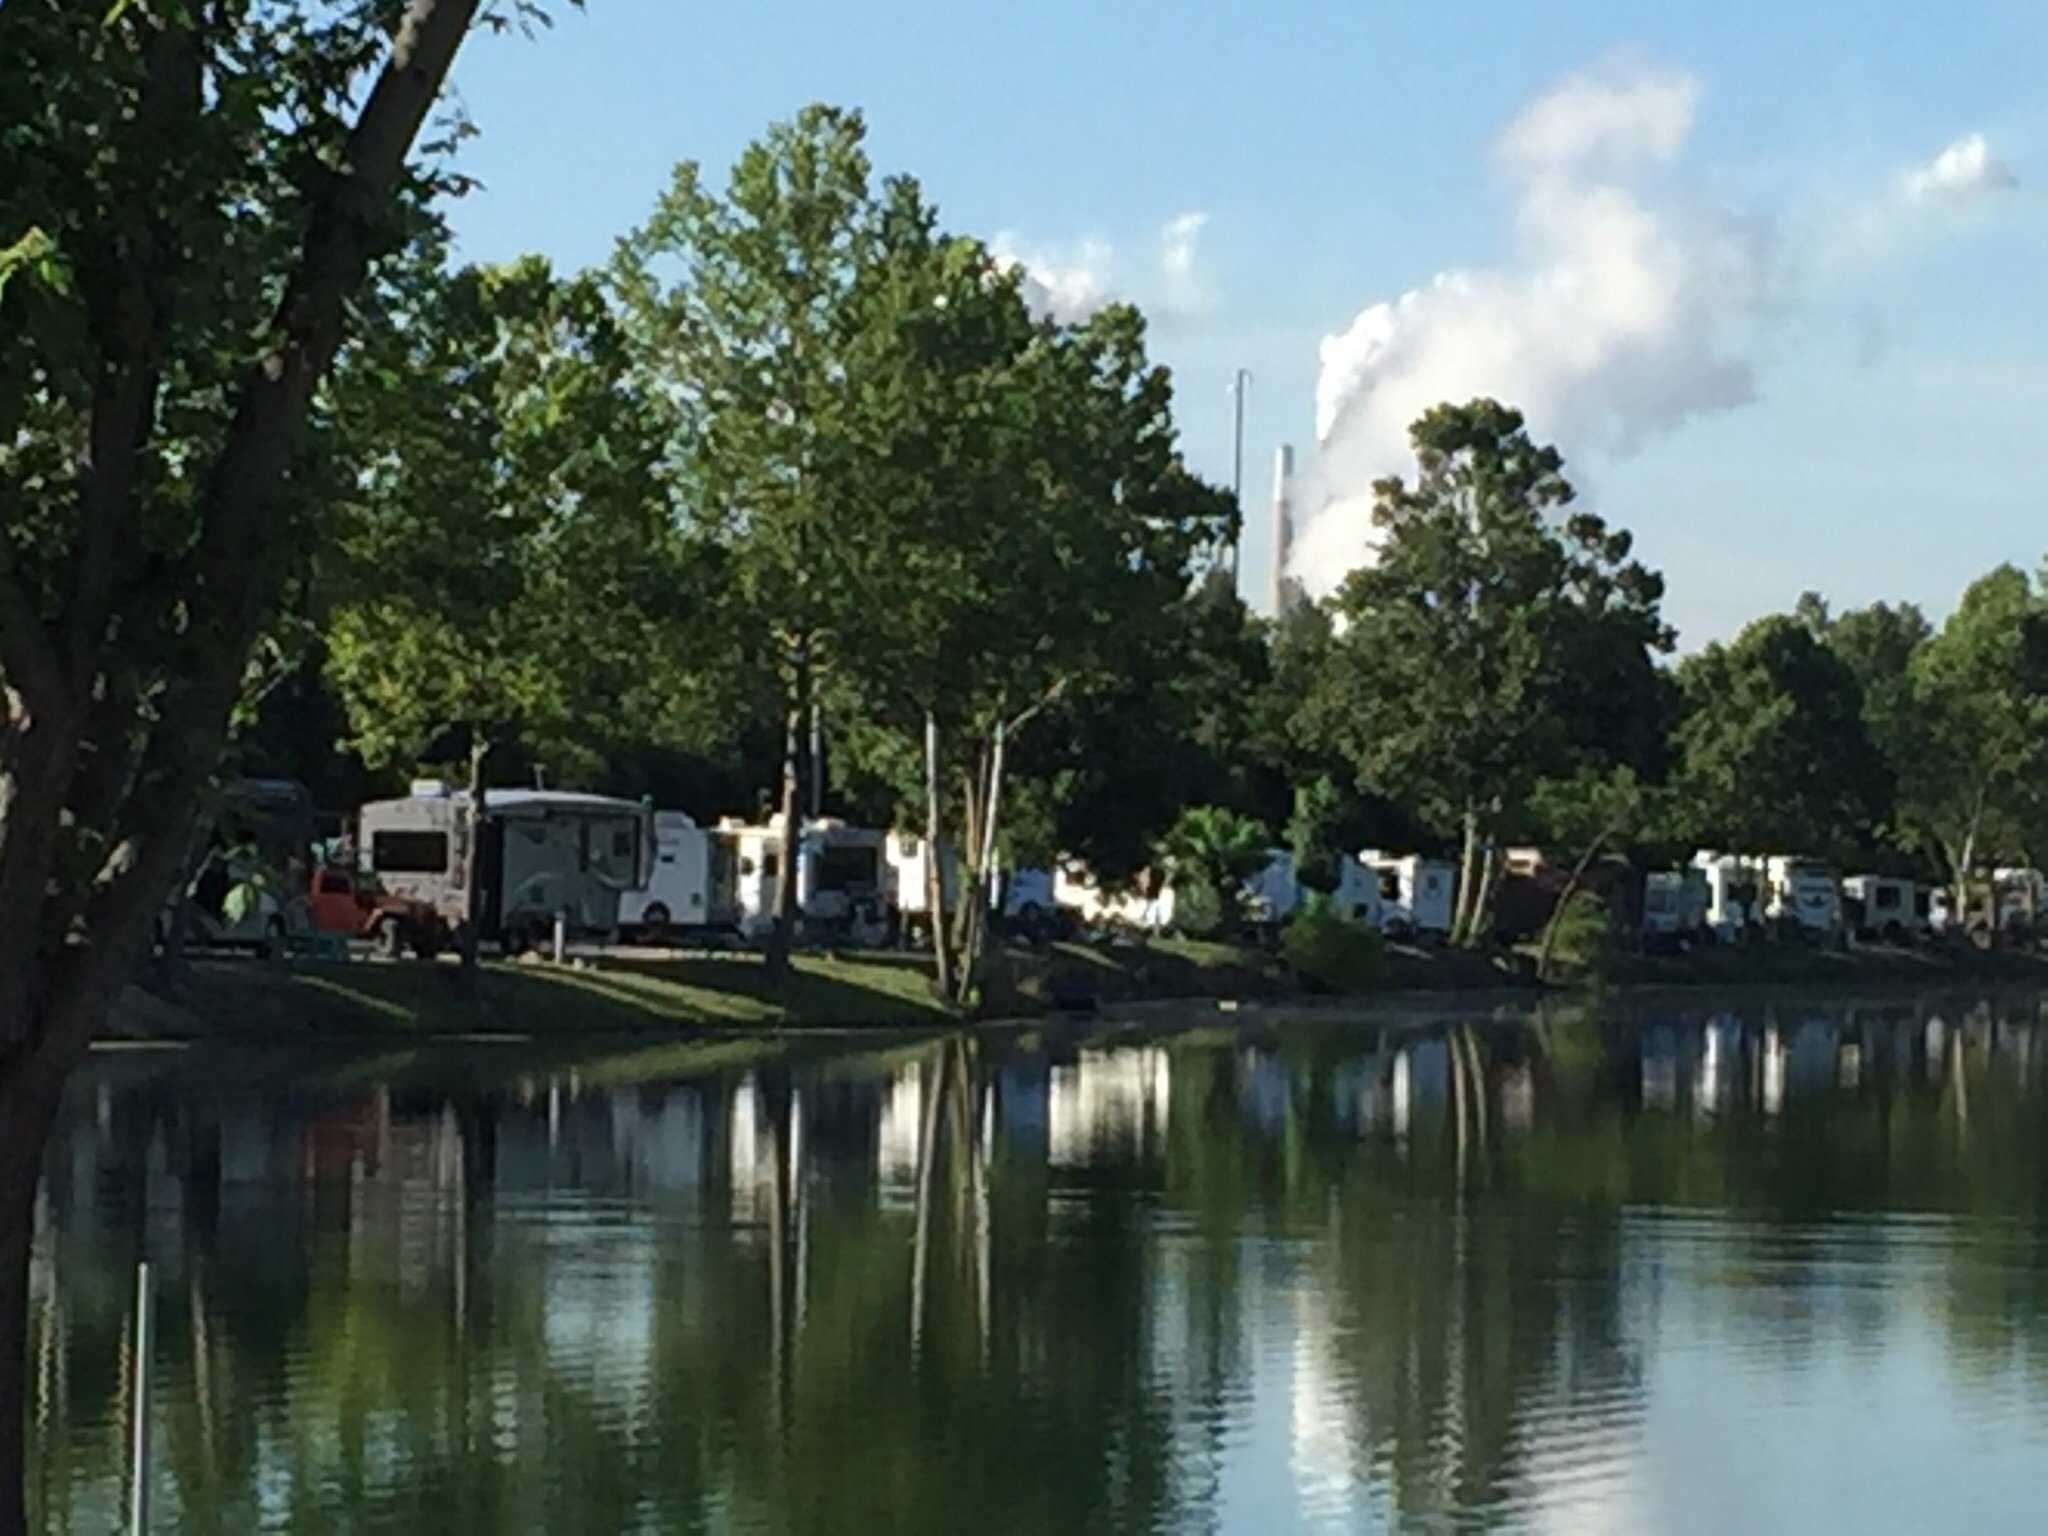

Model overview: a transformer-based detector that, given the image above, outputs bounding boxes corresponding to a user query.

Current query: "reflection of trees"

[27,1000,2048,1530]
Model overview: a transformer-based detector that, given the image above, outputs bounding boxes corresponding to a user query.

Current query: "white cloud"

[991,211,1213,324]
[1902,132,2017,205]
[1297,54,1767,593]
[991,233,1115,324]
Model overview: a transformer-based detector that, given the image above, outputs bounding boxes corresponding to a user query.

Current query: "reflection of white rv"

[358,785,654,952]
[1764,856,1840,933]
[1841,875,1919,942]
[1359,852,1455,939]
[619,812,725,940]
[714,817,889,942]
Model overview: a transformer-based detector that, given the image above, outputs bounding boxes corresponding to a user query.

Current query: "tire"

[641,903,672,945]
[258,915,287,960]
[1881,920,1905,945]
[374,914,405,961]
[503,923,531,959]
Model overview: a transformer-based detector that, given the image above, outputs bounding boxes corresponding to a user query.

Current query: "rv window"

[1377,870,1400,900]
[763,854,779,881]
[1874,886,1901,911]
[815,845,879,893]
[370,831,449,875]
[613,828,633,860]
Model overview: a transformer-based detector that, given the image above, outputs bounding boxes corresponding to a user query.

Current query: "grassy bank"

[108,934,2048,1043]
[119,950,958,1040]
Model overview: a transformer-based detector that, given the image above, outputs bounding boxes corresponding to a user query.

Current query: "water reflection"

[30,993,2048,1533]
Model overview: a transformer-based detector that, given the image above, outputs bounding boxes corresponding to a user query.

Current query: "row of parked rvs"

[1643,853,2048,947]
[182,778,2047,958]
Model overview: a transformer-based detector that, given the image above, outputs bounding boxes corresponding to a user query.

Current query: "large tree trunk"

[764,651,809,978]
[0,6,485,1524]
[923,712,954,1000]
[0,1076,62,1536]
[955,723,1009,1008]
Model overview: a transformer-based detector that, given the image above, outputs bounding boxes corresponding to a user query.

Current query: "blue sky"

[446,0,2048,643]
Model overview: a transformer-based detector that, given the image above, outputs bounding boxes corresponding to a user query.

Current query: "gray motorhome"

[357,783,653,952]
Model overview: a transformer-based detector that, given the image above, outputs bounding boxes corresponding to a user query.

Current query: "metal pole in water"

[552,910,567,966]
[128,1260,153,1536]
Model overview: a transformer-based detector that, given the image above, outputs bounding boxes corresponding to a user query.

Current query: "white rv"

[714,817,889,943]
[885,831,963,937]
[1841,875,1920,942]
[1692,852,1765,941]
[620,811,727,940]
[1642,870,1710,945]
[358,784,653,952]
[1053,865,1171,932]
[1359,852,1455,939]
[1764,856,1840,934]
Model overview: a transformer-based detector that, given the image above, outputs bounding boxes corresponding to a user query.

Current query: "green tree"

[1901,567,2048,899]
[1305,400,1671,945]
[1669,614,1889,860]
[324,258,684,985]
[1527,766,1659,980]
[1804,595,1934,860]
[0,3,512,1523]
[1158,806,1272,937]
[614,105,906,976]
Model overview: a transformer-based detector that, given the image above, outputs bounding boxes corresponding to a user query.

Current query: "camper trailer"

[1842,875,1921,942]
[1764,856,1841,935]
[714,817,889,943]
[1359,852,1455,939]
[357,784,653,953]
[1642,870,1710,947]
[1053,865,1171,933]
[620,811,727,941]
[1692,853,1765,941]
[885,831,963,940]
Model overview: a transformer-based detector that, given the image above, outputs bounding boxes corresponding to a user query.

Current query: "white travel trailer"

[1053,864,1170,932]
[1358,852,1455,939]
[620,811,725,940]
[358,784,654,952]
[1764,856,1841,933]
[1692,852,1765,941]
[884,831,963,937]
[1993,867,2047,934]
[1841,875,1920,942]
[1642,870,1710,945]
[714,817,889,942]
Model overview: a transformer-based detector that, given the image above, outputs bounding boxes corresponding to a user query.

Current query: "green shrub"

[1280,895,1384,993]
[1540,889,1613,980]
[1168,876,1225,939]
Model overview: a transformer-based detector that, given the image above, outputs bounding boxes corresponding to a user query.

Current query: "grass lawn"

[139,949,957,1040]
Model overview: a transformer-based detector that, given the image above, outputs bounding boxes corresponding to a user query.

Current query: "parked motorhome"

[1993,867,2046,935]
[1692,853,1765,941]
[1842,875,1921,942]
[1053,865,1171,933]
[885,831,962,939]
[1359,852,1455,939]
[357,784,653,954]
[1642,870,1710,947]
[714,817,890,943]
[620,811,726,941]
[1764,856,1841,934]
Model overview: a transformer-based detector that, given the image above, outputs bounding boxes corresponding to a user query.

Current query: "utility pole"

[1227,369,1251,586]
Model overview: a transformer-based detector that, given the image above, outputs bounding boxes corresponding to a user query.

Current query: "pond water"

[29,992,2048,1533]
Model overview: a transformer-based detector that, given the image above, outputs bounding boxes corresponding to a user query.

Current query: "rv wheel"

[641,904,672,945]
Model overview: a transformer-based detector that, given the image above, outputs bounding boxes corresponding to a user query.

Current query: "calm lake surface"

[29,992,2048,1533]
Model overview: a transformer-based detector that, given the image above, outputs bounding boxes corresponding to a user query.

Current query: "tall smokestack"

[1269,444,1296,618]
